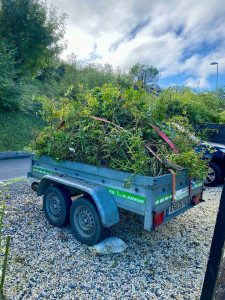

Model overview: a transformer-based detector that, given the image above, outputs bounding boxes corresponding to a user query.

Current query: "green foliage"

[115,67,133,90]
[217,86,225,111]
[26,61,133,107]
[0,0,66,113]
[0,40,21,110]
[219,110,225,123]
[32,85,208,179]
[34,120,161,176]
[0,111,45,151]
[157,87,222,124]
[61,62,133,96]
[165,116,207,178]
[78,63,116,90]
[129,63,159,87]
[0,205,10,299]
[0,0,66,77]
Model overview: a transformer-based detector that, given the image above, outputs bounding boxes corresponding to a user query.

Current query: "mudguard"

[37,174,119,228]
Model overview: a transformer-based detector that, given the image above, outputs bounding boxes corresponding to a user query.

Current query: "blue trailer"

[28,154,204,245]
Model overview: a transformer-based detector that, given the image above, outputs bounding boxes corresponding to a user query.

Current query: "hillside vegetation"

[0,0,224,154]
[0,111,45,151]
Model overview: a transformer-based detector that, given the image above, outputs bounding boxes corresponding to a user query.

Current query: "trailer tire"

[43,185,72,227]
[70,197,107,246]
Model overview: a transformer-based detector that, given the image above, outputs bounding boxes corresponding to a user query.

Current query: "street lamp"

[210,62,218,90]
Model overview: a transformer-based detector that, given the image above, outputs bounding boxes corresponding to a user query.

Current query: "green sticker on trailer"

[106,187,145,205]
[192,181,202,188]
[155,188,189,205]
[155,180,203,205]
[32,167,54,175]
[155,192,173,205]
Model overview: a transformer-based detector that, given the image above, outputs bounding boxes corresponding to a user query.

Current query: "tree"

[129,63,159,87]
[115,67,133,89]
[0,0,67,77]
[217,86,225,110]
[0,40,21,110]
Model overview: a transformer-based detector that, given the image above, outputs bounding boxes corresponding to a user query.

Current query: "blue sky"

[48,0,225,90]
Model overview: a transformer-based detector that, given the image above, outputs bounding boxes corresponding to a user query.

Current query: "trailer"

[28,154,204,245]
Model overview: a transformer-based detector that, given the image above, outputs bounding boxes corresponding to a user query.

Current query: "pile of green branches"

[31,85,208,179]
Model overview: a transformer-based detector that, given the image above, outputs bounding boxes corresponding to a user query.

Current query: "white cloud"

[47,0,225,87]
[62,26,95,60]
[185,77,210,89]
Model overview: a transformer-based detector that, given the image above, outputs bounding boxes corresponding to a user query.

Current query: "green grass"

[0,110,45,151]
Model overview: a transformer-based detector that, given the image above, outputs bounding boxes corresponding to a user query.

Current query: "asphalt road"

[0,158,30,182]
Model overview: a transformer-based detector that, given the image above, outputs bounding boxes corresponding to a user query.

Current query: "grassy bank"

[0,110,45,151]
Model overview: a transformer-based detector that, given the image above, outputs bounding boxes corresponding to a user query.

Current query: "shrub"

[31,85,208,179]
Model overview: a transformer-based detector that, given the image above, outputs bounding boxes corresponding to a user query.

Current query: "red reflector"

[153,211,164,227]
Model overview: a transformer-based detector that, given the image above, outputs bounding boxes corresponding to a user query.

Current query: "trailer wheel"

[43,185,72,227]
[204,162,222,187]
[70,197,107,246]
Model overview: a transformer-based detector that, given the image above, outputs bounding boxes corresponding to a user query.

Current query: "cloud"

[109,19,149,52]
[61,26,95,60]
[185,77,210,89]
[47,0,225,87]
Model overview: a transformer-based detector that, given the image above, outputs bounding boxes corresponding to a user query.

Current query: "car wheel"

[43,185,72,227]
[204,162,222,187]
[70,197,107,246]
[31,181,39,192]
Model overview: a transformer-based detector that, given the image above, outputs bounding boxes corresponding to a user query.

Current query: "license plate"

[168,198,191,215]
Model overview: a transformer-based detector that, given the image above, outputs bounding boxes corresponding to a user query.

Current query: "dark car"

[195,142,225,187]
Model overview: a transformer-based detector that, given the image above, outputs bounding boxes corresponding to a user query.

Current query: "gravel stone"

[0,179,223,299]
[40,291,47,297]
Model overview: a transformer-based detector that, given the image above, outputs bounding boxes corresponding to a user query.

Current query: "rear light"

[153,211,164,227]
[192,193,201,205]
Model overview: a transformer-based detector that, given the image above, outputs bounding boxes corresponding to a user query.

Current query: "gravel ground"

[0,179,223,299]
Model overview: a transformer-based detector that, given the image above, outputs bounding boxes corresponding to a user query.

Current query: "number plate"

[169,198,191,214]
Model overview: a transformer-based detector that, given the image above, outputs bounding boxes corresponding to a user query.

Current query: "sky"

[47,0,225,90]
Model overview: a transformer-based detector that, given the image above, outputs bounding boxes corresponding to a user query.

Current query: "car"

[195,142,225,187]
[150,122,224,187]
